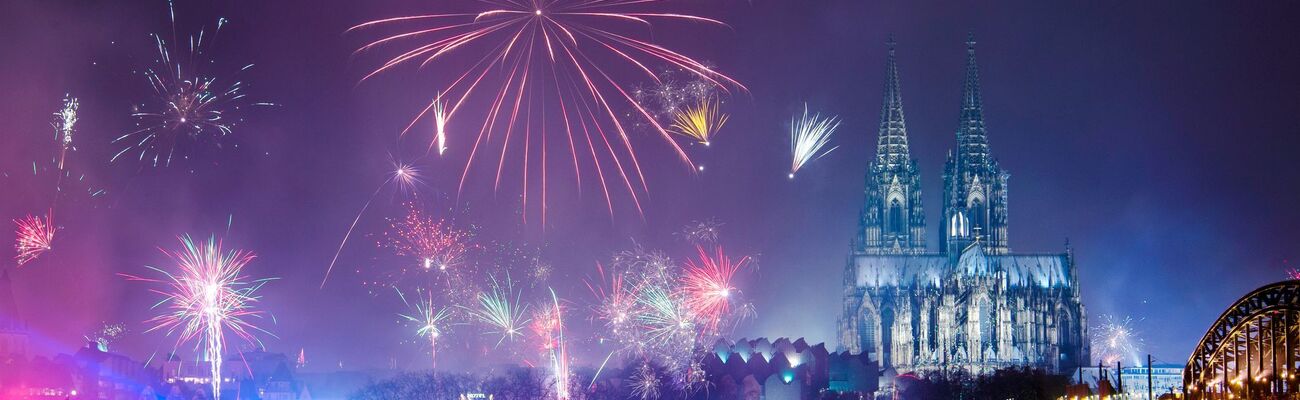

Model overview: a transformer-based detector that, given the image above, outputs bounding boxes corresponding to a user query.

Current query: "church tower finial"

[858,36,926,254]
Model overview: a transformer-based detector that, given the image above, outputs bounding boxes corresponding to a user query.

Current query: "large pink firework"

[14,211,57,267]
[349,0,746,221]
[122,235,273,398]
[680,245,749,334]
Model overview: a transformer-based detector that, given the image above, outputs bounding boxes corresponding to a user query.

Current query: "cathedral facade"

[837,36,1089,375]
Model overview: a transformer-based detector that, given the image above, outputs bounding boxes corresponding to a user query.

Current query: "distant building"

[163,350,309,399]
[1071,364,1183,400]
[0,269,31,360]
[838,36,1089,376]
[701,337,878,399]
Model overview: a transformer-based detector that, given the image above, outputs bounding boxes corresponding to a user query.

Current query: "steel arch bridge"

[1184,281,1300,399]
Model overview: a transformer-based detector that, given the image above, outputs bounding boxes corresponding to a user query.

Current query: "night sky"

[4,0,1300,371]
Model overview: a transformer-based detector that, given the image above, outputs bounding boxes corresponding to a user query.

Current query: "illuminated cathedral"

[837,36,1090,375]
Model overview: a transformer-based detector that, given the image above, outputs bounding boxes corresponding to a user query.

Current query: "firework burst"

[531,289,571,399]
[349,0,745,220]
[53,95,79,170]
[681,246,749,334]
[629,362,662,400]
[465,275,530,347]
[396,287,453,369]
[670,96,727,146]
[788,104,840,179]
[1091,314,1144,367]
[14,211,57,267]
[85,322,127,352]
[677,218,723,245]
[122,235,273,398]
[385,203,476,273]
[113,7,273,167]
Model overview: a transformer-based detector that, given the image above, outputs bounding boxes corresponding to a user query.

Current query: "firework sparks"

[788,103,840,179]
[385,203,475,274]
[677,218,723,245]
[433,94,449,156]
[1287,267,1300,280]
[85,322,127,352]
[321,162,423,288]
[629,362,662,400]
[1091,314,1144,367]
[670,96,727,146]
[634,68,717,122]
[349,1,745,220]
[466,275,530,347]
[113,7,273,167]
[53,95,79,170]
[14,211,57,267]
[681,246,749,334]
[396,287,453,369]
[122,235,273,398]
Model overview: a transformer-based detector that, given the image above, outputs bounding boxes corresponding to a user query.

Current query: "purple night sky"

[3,0,1300,371]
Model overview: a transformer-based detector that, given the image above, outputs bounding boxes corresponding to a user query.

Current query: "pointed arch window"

[970,199,987,238]
[888,199,904,235]
[977,298,994,349]
[859,310,877,356]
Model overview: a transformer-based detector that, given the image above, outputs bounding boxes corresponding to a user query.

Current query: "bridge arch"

[1184,281,1300,399]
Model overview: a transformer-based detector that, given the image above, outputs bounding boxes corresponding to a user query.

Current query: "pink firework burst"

[680,245,749,334]
[349,0,746,221]
[385,203,477,273]
[121,235,274,398]
[14,211,57,267]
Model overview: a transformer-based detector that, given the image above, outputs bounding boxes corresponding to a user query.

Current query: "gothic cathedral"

[837,36,1089,375]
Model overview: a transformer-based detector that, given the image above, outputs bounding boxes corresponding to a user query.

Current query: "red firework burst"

[680,245,749,334]
[14,211,57,267]
[349,0,746,221]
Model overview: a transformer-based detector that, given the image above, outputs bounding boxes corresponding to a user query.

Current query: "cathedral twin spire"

[860,34,1009,255]
[859,36,925,254]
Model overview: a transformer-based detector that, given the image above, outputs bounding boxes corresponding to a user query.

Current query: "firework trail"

[433,94,449,156]
[532,288,570,399]
[321,163,422,288]
[113,4,273,167]
[395,287,453,369]
[349,1,746,220]
[465,275,530,347]
[670,96,727,146]
[14,211,57,267]
[1287,267,1300,280]
[85,322,127,352]
[53,95,79,170]
[1091,314,1144,367]
[788,104,840,179]
[681,246,749,334]
[121,235,274,398]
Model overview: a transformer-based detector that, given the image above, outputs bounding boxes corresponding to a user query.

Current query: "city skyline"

[3,0,1300,377]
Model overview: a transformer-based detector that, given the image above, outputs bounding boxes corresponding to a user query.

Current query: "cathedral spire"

[858,35,926,255]
[876,34,911,169]
[957,33,990,170]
